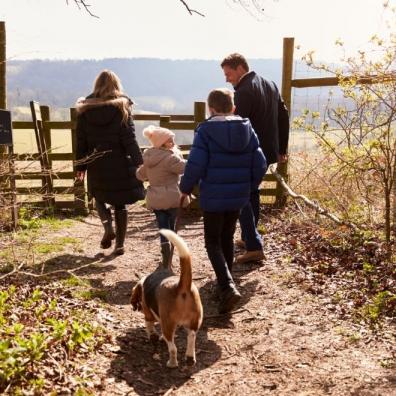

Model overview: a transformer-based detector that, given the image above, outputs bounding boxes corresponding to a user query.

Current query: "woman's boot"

[96,201,115,249]
[114,208,128,255]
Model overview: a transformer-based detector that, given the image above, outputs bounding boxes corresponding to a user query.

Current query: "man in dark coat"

[221,53,290,264]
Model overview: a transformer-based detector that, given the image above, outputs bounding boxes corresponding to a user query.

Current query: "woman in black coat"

[75,70,145,255]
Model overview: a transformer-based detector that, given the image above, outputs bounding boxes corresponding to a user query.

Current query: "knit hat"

[143,125,175,148]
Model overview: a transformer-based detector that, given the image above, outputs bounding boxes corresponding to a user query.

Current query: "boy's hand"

[76,170,85,182]
[278,154,288,163]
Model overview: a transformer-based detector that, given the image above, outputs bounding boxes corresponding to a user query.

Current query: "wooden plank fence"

[3,99,284,214]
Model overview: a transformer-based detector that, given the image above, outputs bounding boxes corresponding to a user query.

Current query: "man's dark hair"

[220,53,249,71]
[207,88,234,114]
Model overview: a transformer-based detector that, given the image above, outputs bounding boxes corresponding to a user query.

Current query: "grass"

[77,289,108,301]
[0,209,83,275]
[32,236,80,255]
[62,276,108,302]
[18,212,74,232]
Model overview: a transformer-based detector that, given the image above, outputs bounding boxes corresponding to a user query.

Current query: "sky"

[0,0,393,61]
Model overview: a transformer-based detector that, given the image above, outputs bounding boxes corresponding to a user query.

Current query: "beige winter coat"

[136,147,189,210]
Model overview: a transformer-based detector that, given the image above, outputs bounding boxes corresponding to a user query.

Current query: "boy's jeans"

[154,208,178,243]
[203,210,239,291]
[239,189,263,251]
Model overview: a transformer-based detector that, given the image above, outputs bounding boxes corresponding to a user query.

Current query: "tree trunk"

[0,21,7,217]
[384,183,391,256]
[393,139,396,242]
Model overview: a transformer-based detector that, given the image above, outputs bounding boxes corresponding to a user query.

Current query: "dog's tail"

[159,229,192,291]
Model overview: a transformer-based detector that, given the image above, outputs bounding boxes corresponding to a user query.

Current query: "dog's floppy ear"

[130,283,143,311]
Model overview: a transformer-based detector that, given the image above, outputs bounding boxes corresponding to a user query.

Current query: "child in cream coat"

[136,125,189,265]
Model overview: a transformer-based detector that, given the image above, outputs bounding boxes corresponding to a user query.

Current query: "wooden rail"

[8,99,284,211]
[291,74,395,89]
[9,103,208,212]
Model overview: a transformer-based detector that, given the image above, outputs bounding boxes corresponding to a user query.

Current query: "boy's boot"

[218,283,241,314]
[96,203,115,249]
[160,242,172,267]
[114,208,128,255]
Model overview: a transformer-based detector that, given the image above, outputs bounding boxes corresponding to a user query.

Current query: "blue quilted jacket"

[180,117,267,212]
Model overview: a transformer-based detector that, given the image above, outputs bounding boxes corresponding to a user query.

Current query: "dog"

[130,229,203,368]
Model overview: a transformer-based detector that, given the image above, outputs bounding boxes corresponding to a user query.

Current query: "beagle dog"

[131,229,203,368]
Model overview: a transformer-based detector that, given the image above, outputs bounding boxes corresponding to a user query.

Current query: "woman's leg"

[114,204,127,255]
[96,200,115,249]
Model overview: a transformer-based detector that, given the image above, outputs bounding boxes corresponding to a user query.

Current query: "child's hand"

[76,170,85,182]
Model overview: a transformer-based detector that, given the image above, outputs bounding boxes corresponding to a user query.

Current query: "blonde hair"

[93,70,131,124]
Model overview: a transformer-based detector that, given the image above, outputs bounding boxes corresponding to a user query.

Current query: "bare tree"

[67,0,274,18]
[294,4,396,250]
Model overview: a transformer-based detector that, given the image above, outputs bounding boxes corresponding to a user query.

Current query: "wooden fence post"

[70,107,87,214]
[30,101,54,210]
[40,105,52,173]
[159,115,171,127]
[0,21,9,222]
[0,22,5,111]
[194,101,206,125]
[275,37,294,207]
[189,102,206,211]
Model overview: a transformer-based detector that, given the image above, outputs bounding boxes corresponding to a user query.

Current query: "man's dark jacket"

[76,96,145,205]
[234,71,289,165]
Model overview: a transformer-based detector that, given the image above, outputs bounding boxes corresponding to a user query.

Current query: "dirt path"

[56,204,395,395]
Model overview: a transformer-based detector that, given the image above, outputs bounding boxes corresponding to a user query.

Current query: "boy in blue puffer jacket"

[180,88,267,314]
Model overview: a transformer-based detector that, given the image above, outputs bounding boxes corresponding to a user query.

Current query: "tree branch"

[178,0,205,17]
[269,164,360,231]
[67,0,99,18]
[0,257,103,280]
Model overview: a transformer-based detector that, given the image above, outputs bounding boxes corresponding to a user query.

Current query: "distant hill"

[7,58,344,146]
[7,58,283,115]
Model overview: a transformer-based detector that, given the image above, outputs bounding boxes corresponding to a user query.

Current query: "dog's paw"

[185,356,196,366]
[166,359,178,368]
[131,301,142,311]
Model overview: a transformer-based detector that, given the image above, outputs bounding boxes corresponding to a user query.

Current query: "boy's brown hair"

[207,88,234,114]
[220,53,249,71]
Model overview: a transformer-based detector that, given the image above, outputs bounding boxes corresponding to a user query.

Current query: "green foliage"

[362,262,375,275]
[62,276,108,302]
[360,290,396,325]
[0,285,105,393]
[18,207,74,232]
[77,288,108,301]
[257,223,267,235]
